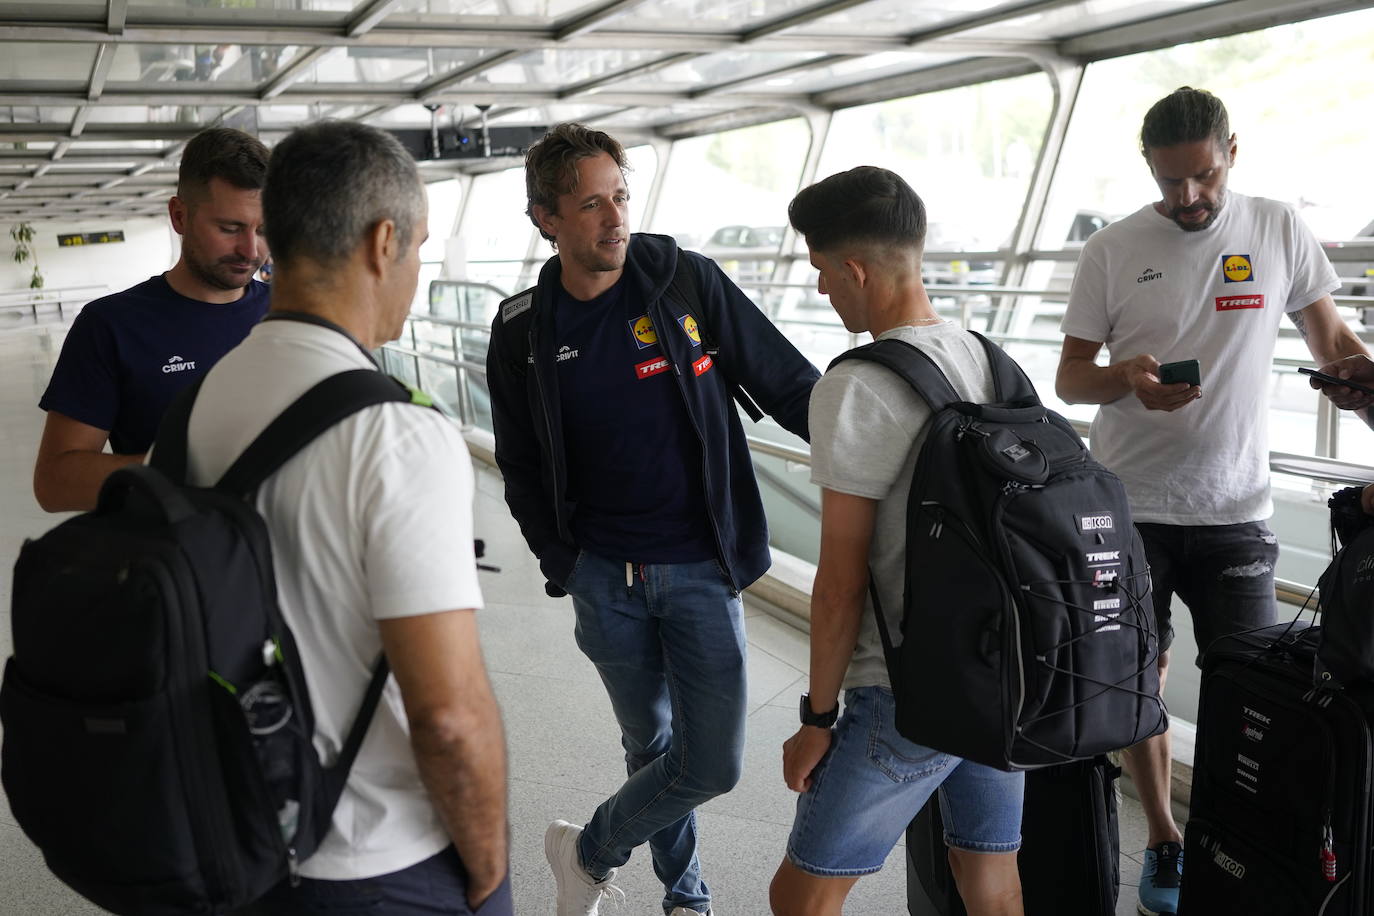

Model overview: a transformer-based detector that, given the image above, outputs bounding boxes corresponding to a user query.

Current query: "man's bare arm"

[32,411,144,512]
[1292,297,1374,428]
[379,610,508,908]
[1055,335,1199,411]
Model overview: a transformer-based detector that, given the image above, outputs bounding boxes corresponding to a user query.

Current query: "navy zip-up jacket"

[486,232,820,594]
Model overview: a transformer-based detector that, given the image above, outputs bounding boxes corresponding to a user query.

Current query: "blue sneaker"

[1138,841,1183,915]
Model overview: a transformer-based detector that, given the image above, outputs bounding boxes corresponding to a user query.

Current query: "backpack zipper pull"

[288,846,301,887]
[929,508,944,539]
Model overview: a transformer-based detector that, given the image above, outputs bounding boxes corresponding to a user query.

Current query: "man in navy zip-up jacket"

[486,123,818,916]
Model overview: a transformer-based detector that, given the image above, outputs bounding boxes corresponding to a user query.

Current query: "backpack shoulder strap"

[215,370,421,497]
[147,375,206,484]
[829,337,962,413]
[969,330,1040,405]
[665,252,765,422]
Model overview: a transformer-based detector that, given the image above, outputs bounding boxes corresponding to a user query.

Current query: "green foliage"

[10,221,42,290]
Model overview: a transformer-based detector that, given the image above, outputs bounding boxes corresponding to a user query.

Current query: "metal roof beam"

[70,107,91,137]
[260,46,332,100]
[345,0,403,38]
[106,0,127,35]
[902,0,1079,45]
[413,50,526,101]
[741,0,872,43]
[559,52,697,99]
[554,0,651,41]
[812,55,1039,109]
[1060,0,1371,60]
[88,42,115,100]
[689,53,854,98]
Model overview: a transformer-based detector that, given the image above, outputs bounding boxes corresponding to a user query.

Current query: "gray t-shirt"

[809,322,995,689]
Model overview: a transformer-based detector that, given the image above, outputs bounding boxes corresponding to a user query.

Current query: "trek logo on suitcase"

[830,335,1166,770]
[0,369,424,916]
[1181,623,1372,914]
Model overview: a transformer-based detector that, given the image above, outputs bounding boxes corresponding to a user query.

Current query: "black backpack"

[830,334,1166,770]
[0,368,427,915]
[1316,484,1374,687]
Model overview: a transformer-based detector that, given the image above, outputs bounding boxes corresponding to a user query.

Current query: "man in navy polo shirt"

[33,126,270,511]
[487,123,819,916]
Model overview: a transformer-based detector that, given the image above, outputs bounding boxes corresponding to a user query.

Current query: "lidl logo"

[678,314,701,346]
[629,315,658,349]
[1222,254,1253,283]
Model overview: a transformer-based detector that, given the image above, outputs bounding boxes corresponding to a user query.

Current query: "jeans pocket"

[562,549,588,594]
[863,690,951,784]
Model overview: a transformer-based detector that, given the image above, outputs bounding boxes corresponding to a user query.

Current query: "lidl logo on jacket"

[1222,254,1253,283]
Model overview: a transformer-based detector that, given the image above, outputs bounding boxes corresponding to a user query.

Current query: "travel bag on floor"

[906,755,1121,915]
[1180,622,1372,914]
[0,369,426,916]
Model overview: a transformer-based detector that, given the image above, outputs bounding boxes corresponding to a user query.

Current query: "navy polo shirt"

[553,277,715,563]
[39,275,270,454]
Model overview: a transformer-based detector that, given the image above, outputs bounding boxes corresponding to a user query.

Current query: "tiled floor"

[0,320,1150,915]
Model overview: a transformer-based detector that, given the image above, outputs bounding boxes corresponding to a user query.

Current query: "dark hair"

[263,120,424,268]
[1140,87,1230,156]
[524,123,628,243]
[788,166,926,254]
[176,127,268,202]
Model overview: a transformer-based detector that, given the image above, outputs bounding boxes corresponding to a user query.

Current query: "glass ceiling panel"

[751,50,949,94]
[485,104,622,126]
[107,43,302,86]
[389,0,596,20]
[616,0,821,29]
[478,48,672,87]
[0,43,96,82]
[965,0,1217,40]
[129,0,355,13]
[296,47,497,87]
[626,51,825,88]
[789,0,1003,37]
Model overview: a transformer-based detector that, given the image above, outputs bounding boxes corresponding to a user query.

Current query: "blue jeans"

[563,550,748,915]
[247,846,513,915]
[786,687,1024,877]
[1136,521,1280,664]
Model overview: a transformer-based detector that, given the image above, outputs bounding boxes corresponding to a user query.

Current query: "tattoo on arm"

[1290,308,1310,341]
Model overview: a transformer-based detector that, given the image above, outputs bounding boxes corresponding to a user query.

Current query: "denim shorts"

[786,687,1024,877]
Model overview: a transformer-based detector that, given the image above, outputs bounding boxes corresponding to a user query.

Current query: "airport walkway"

[0,318,1148,915]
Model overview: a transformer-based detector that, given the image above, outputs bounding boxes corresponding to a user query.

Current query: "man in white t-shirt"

[187,122,512,915]
[769,166,1024,916]
[1056,86,1369,916]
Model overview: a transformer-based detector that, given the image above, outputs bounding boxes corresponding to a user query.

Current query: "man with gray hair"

[1056,86,1368,916]
[185,120,512,915]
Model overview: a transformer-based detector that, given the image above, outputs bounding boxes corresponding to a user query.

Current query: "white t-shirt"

[1061,193,1340,525]
[809,322,995,689]
[184,319,485,880]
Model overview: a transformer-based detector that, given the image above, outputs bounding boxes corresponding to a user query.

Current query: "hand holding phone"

[1158,359,1201,387]
[1299,367,1374,396]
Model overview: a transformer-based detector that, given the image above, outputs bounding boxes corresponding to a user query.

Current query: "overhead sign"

[58,231,125,247]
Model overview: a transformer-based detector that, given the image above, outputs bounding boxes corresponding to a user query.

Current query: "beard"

[183,243,261,291]
[1169,192,1225,232]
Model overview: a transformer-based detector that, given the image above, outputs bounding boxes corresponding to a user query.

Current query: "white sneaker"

[545,819,625,916]
[668,909,712,916]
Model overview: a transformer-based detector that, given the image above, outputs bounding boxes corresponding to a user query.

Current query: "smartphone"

[1298,367,1374,396]
[1158,359,1201,387]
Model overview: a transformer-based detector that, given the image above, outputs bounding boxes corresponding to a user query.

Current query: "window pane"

[459,167,532,294]
[651,118,810,262]
[422,178,464,264]
[1042,8,1374,249]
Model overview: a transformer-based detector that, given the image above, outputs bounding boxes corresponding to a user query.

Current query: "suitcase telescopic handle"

[97,465,197,525]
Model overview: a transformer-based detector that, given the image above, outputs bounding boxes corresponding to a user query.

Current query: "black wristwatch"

[799,694,839,728]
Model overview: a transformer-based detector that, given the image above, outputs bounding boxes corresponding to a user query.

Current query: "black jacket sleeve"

[485,308,578,586]
[689,254,821,442]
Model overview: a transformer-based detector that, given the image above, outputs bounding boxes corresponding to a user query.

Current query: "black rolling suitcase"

[1180,622,1372,914]
[907,755,1121,915]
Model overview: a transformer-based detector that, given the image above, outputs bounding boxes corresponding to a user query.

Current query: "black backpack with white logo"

[830,334,1166,770]
[0,369,425,915]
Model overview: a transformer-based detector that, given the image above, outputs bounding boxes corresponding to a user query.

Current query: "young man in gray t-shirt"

[768,166,1024,916]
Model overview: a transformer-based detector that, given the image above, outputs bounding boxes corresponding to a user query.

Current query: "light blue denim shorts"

[786,686,1024,877]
